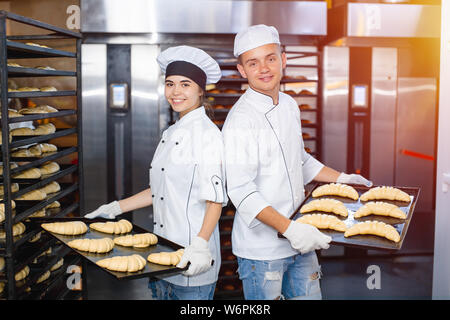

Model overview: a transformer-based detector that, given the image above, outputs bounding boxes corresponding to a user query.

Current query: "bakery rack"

[0,11,84,300]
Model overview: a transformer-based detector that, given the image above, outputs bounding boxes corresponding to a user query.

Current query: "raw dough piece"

[11,148,32,157]
[300,198,348,217]
[15,189,47,201]
[296,214,347,232]
[45,201,60,209]
[0,257,4,272]
[68,238,114,253]
[26,42,50,49]
[15,266,30,281]
[50,258,64,271]
[13,168,42,179]
[97,254,146,273]
[39,161,60,175]
[89,219,133,234]
[11,127,34,136]
[29,144,42,156]
[28,231,42,243]
[344,220,401,243]
[36,270,51,284]
[0,162,18,175]
[17,87,39,92]
[28,208,46,218]
[114,233,158,248]
[33,123,56,135]
[41,221,87,235]
[19,105,58,114]
[0,132,12,145]
[360,186,410,203]
[40,86,57,92]
[0,183,19,199]
[0,222,26,238]
[40,143,58,153]
[7,62,22,67]
[312,183,359,201]
[35,66,56,70]
[0,109,23,119]
[354,202,407,219]
[0,201,16,223]
[41,181,60,194]
[147,249,184,266]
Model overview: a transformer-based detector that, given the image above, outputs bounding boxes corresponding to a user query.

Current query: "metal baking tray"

[279,183,420,251]
[35,217,188,280]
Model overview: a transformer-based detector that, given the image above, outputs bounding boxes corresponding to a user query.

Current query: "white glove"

[84,201,122,219]
[177,236,212,277]
[337,173,373,187]
[283,221,332,255]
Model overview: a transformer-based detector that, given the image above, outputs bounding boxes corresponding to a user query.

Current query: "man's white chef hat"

[157,45,222,88]
[233,24,281,58]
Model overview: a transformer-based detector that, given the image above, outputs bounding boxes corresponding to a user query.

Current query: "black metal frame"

[0,10,84,300]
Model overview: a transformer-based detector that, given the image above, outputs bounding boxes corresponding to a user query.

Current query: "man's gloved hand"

[337,173,373,187]
[84,201,122,219]
[177,236,212,277]
[283,221,332,255]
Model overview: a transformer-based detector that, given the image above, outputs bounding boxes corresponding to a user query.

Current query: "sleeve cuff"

[236,191,270,229]
[302,155,324,185]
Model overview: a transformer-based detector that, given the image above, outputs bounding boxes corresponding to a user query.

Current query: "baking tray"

[279,183,420,251]
[34,217,188,280]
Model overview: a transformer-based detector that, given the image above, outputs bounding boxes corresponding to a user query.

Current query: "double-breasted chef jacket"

[150,106,228,287]
[222,87,324,261]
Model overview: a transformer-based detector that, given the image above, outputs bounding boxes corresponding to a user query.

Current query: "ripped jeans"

[237,251,322,300]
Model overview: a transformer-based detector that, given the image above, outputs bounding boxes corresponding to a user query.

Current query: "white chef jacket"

[222,87,324,260]
[149,106,227,287]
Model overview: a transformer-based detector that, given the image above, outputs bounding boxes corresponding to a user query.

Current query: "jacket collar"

[174,106,206,128]
[243,86,280,112]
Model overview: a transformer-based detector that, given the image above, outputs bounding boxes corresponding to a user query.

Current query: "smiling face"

[164,75,203,118]
[237,43,287,103]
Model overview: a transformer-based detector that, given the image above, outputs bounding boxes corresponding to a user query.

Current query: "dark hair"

[200,91,215,121]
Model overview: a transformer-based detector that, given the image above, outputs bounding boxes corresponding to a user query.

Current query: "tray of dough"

[278,182,420,251]
[35,217,188,280]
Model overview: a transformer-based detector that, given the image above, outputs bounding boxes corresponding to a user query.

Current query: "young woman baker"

[86,46,227,300]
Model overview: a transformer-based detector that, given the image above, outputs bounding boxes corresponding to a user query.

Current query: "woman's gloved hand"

[84,201,122,219]
[177,236,212,277]
[337,173,373,187]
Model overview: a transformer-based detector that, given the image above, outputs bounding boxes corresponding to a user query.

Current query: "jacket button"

[175,142,179,145]
[160,197,164,200]
[161,168,164,171]
[153,222,156,225]
[215,182,219,185]
[162,140,165,143]
[152,194,155,198]
[160,224,163,228]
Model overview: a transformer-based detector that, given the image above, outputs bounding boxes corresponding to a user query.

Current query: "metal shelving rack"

[0,11,84,300]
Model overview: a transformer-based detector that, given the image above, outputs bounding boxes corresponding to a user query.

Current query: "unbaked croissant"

[344,220,401,242]
[40,86,57,92]
[360,186,410,202]
[15,188,47,200]
[36,270,51,284]
[12,168,42,179]
[40,143,58,153]
[0,257,4,272]
[354,202,406,219]
[33,123,56,135]
[0,222,25,239]
[296,214,347,232]
[89,219,133,234]
[50,258,64,271]
[0,132,12,145]
[41,181,60,194]
[15,265,30,281]
[300,199,348,217]
[97,254,146,273]
[68,237,114,253]
[11,127,34,136]
[114,233,158,248]
[0,201,16,223]
[0,183,19,199]
[41,221,87,235]
[0,162,18,174]
[38,162,60,175]
[29,144,42,156]
[147,249,184,266]
[11,148,32,157]
[19,105,58,114]
[312,183,359,200]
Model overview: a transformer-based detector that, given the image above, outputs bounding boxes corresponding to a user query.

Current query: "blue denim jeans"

[149,279,216,300]
[237,251,322,300]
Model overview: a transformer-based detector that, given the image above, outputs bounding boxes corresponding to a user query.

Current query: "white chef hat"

[233,24,281,58]
[157,45,222,88]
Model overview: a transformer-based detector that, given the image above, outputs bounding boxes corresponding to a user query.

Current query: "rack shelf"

[0,10,84,300]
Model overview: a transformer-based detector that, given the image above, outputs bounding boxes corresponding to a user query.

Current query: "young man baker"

[222,24,372,300]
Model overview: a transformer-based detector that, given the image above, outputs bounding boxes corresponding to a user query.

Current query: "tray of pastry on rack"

[33,217,188,280]
[279,182,420,251]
